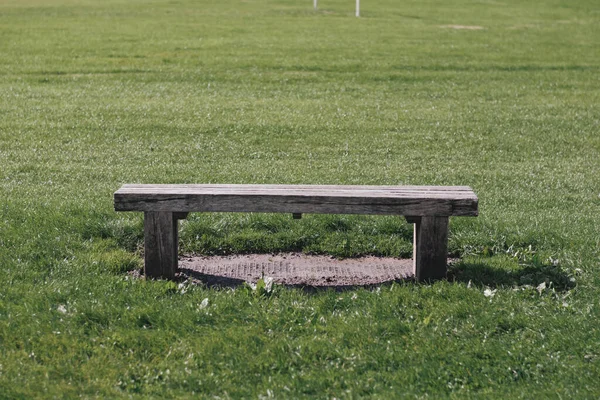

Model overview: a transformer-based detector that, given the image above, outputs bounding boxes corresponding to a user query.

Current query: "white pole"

[314,0,317,10]
[356,0,360,17]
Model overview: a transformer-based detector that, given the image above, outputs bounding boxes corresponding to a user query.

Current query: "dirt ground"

[176,253,415,287]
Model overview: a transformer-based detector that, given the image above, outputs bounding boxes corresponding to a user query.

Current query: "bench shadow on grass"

[178,268,247,288]
[180,259,575,292]
[447,260,575,292]
[177,267,414,292]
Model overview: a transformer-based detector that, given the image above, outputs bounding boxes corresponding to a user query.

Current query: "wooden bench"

[114,184,478,281]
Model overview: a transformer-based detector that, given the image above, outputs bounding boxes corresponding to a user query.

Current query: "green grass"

[1,0,600,397]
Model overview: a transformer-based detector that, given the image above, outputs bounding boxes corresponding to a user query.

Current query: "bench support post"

[144,212,187,279]
[412,216,449,281]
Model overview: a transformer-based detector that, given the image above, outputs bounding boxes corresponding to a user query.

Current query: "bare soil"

[177,253,414,288]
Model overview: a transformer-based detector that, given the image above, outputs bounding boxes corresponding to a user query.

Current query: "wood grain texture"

[413,216,449,281]
[144,212,178,279]
[115,184,478,216]
[118,184,473,191]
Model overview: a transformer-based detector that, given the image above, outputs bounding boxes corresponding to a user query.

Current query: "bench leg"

[412,216,449,282]
[144,211,183,279]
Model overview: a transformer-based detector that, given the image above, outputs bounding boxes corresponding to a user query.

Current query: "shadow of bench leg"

[144,211,179,279]
[413,216,449,282]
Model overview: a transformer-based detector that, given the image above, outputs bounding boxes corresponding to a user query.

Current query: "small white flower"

[483,288,496,298]
[351,293,358,300]
[536,282,546,294]
[264,276,274,293]
[178,282,189,294]
[199,298,209,309]
[57,304,67,314]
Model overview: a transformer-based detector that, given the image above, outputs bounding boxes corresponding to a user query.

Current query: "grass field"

[1,0,599,397]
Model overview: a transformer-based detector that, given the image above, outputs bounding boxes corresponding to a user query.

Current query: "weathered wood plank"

[115,185,476,198]
[119,184,474,192]
[118,191,477,199]
[117,196,476,216]
[144,212,178,279]
[413,216,449,281]
[115,184,478,216]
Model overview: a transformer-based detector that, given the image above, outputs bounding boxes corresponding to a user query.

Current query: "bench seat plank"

[118,183,473,191]
[115,184,478,217]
